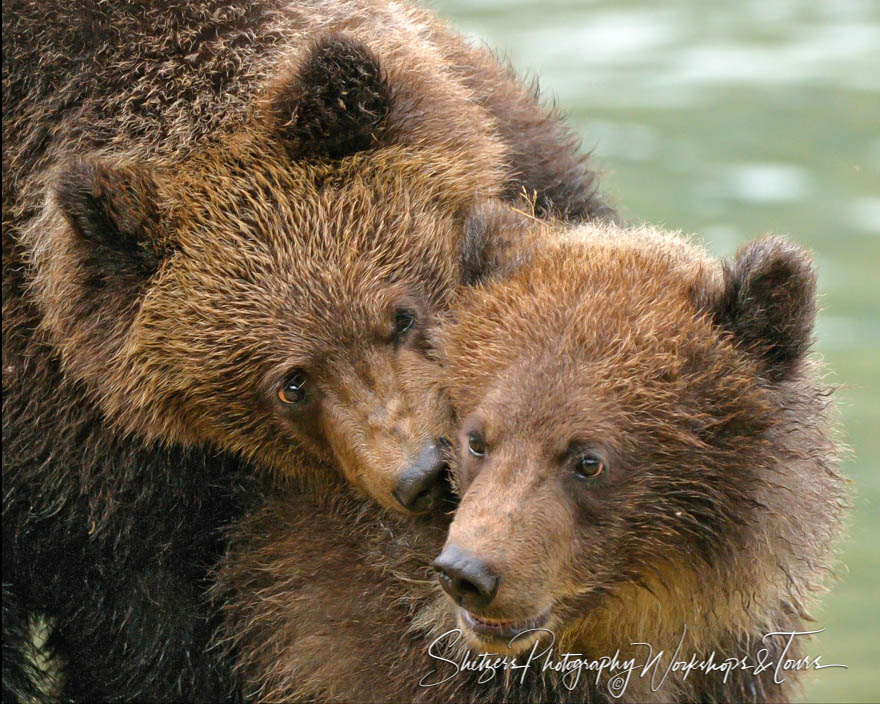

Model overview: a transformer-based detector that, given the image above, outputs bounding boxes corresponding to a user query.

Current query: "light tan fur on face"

[318,346,453,511]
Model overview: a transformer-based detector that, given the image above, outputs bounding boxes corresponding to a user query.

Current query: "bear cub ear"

[460,201,539,286]
[53,157,169,289]
[270,34,392,160]
[707,236,818,382]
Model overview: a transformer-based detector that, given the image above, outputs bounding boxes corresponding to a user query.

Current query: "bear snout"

[392,439,452,513]
[433,544,500,610]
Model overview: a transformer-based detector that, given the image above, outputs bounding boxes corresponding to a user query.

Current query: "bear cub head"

[30,35,508,514]
[434,205,844,658]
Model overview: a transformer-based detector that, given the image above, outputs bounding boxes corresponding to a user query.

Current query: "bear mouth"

[458,607,552,647]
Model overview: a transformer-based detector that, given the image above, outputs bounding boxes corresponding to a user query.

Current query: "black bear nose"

[433,545,500,610]
[393,439,449,513]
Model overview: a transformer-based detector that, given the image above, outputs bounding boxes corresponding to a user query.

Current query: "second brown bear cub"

[216,204,845,703]
[433,207,846,702]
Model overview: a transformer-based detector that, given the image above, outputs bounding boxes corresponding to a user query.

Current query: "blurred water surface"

[431,1,880,701]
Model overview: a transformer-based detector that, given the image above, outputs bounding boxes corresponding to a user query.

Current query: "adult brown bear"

[1,2,610,700]
[215,206,846,703]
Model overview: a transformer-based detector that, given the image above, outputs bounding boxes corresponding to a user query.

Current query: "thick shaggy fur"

[215,214,846,703]
[2,1,610,701]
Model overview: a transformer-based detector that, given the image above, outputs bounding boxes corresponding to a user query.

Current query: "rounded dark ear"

[53,157,170,290]
[460,200,539,286]
[701,236,817,382]
[269,34,391,160]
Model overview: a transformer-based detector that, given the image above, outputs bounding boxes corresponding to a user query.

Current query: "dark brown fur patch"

[53,157,169,285]
[707,236,818,382]
[270,34,392,160]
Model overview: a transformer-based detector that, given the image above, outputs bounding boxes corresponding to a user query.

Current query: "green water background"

[431,1,880,701]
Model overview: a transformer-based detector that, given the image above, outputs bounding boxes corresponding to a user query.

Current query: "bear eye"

[467,431,486,458]
[278,369,308,405]
[393,308,417,338]
[573,452,605,480]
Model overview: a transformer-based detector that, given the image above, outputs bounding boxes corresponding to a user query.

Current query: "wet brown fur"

[215,213,846,703]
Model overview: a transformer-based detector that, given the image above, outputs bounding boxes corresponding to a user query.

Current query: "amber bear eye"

[467,432,486,458]
[278,370,308,405]
[393,308,416,337]
[574,453,605,480]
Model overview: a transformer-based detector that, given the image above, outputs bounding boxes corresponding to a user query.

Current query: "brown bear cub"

[434,208,847,702]
[3,1,611,700]
[216,206,846,703]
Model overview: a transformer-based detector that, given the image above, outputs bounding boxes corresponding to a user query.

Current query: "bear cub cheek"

[283,350,455,515]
